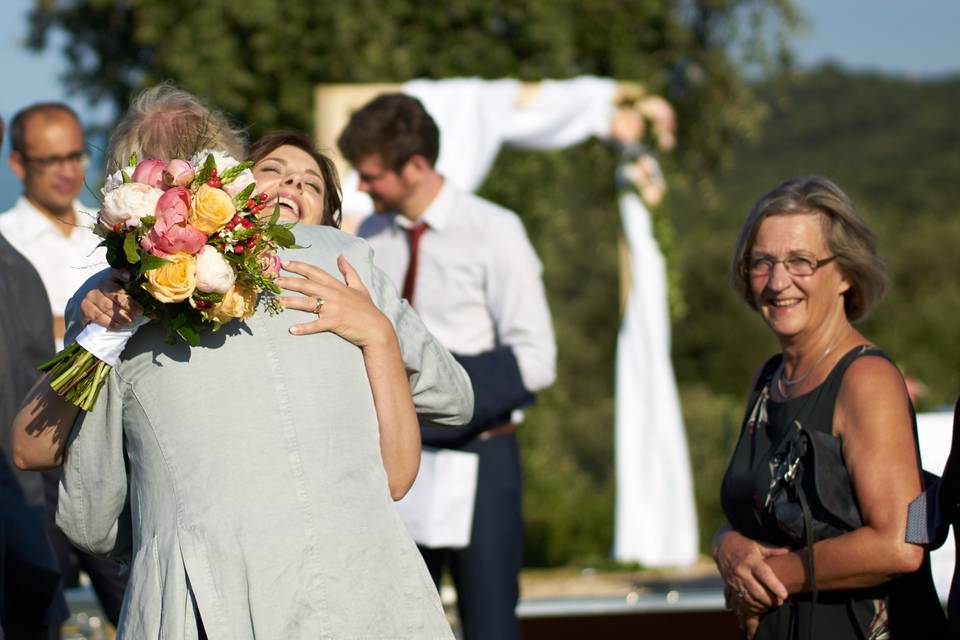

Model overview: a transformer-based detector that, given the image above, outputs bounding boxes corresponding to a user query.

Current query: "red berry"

[246,198,256,210]
[210,167,218,176]
[235,244,244,254]
[258,193,267,203]
[113,223,121,233]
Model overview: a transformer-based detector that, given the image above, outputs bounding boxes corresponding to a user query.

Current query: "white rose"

[195,245,237,294]
[99,182,163,228]
[222,167,256,197]
[100,167,134,196]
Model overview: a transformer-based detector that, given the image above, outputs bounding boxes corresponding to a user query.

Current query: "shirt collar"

[394,180,455,232]
[8,196,88,242]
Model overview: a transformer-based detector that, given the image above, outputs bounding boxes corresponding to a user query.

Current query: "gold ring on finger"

[313,297,325,315]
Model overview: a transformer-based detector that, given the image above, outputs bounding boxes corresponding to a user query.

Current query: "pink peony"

[141,187,207,257]
[131,158,168,188]
[162,159,196,188]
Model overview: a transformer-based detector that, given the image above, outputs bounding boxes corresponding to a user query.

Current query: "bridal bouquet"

[39,151,296,410]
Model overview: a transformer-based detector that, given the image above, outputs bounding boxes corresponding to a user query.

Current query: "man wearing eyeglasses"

[0,103,105,348]
[0,103,122,632]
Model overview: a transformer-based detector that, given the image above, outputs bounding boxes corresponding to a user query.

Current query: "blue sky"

[1,0,958,210]
[790,0,960,76]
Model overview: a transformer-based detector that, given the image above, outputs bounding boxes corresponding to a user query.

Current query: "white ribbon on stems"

[75,315,152,367]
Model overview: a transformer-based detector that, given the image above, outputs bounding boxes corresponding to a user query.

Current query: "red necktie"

[401,223,428,305]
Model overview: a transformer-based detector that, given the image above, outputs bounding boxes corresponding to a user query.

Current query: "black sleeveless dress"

[720,346,947,639]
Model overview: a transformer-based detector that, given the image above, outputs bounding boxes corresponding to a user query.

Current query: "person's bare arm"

[12,373,81,470]
[14,269,144,470]
[278,256,421,499]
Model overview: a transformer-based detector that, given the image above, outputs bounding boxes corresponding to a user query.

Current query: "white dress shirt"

[0,196,106,317]
[358,181,556,393]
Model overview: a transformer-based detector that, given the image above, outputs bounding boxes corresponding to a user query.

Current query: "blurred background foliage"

[30,0,959,566]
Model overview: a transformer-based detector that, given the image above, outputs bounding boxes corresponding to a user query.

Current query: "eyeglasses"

[744,254,839,277]
[20,150,90,172]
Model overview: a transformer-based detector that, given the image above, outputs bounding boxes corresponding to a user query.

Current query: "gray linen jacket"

[56,225,471,639]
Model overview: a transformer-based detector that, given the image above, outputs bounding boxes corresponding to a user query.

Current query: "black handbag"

[763,416,864,547]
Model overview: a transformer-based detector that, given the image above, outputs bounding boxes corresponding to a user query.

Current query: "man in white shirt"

[0,102,123,628]
[340,94,556,640]
[0,103,105,347]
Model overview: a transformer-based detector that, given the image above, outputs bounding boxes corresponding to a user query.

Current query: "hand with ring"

[714,528,789,615]
[724,585,761,638]
[276,256,394,350]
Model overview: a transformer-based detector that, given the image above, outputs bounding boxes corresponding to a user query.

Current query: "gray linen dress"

[56,225,472,639]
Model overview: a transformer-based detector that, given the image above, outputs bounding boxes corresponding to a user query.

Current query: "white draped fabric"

[340,76,698,567]
[341,77,618,217]
[613,189,698,567]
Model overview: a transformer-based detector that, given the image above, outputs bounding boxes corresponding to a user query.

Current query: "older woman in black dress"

[713,176,946,638]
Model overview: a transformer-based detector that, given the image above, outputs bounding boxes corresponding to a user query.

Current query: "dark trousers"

[419,432,523,640]
[43,471,127,627]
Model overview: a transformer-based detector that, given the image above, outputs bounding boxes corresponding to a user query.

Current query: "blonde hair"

[106,83,246,171]
[730,176,888,322]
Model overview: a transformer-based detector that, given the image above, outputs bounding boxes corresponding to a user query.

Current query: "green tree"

[31,0,800,565]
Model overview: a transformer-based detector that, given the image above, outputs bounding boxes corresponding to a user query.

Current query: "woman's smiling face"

[252,144,326,225]
[748,211,850,341]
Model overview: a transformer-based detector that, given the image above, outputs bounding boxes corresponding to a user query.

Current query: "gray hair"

[106,83,246,171]
[730,175,888,322]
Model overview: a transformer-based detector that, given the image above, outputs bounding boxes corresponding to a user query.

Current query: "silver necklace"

[777,327,851,398]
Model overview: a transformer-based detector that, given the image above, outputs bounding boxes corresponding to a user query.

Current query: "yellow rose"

[143,253,197,303]
[202,285,257,327]
[190,183,236,234]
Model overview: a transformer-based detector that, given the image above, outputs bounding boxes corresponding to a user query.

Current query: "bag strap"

[742,354,783,417]
[796,473,817,640]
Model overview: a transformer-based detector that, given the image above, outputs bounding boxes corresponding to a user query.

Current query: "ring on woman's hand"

[738,590,748,600]
[313,298,325,315]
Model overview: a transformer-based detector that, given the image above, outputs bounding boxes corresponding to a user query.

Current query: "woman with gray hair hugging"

[713,176,946,639]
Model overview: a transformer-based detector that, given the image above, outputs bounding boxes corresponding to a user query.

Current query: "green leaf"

[192,153,217,188]
[138,254,171,276]
[176,323,201,347]
[123,232,141,264]
[128,152,138,167]
[266,225,296,248]
[193,291,223,303]
[121,170,131,184]
[268,203,280,225]
[220,161,253,185]
[232,182,256,209]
